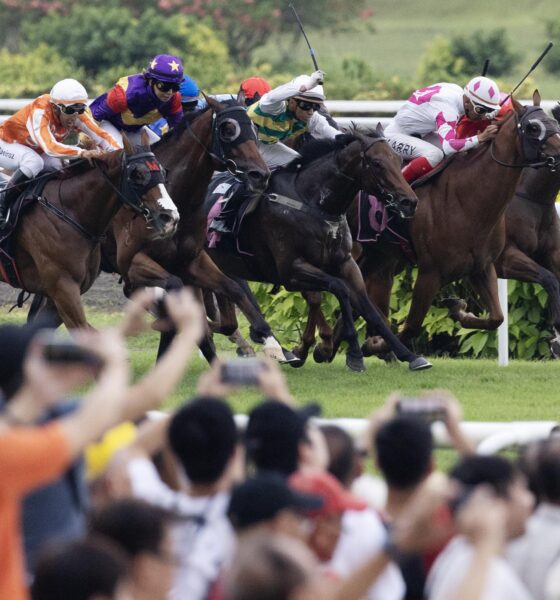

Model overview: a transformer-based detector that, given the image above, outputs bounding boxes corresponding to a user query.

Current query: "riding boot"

[0,169,31,229]
[210,183,248,235]
[401,156,433,184]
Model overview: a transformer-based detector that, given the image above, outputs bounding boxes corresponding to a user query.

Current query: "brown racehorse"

[99,98,283,362]
[320,94,560,360]
[7,133,178,329]
[204,130,431,372]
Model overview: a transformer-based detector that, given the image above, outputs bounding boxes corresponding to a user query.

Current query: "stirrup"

[0,208,11,229]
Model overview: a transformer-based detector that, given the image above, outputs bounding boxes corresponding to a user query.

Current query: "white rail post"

[497,278,509,366]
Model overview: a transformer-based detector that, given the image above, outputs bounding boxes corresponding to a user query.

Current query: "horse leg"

[448,264,504,330]
[336,258,430,370]
[27,294,64,329]
[361,268,395,358]
[185,251,295,363]
[542,247,560,357]
[43,275,92,330]
[291,291,321,366]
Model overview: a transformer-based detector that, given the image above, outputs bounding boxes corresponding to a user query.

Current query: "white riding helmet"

[49,79,88,105]
[291,75,326,103]
[463,76,500,110]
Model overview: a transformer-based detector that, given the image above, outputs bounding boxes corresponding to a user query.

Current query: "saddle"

[410,154,456,189]
[0,173,55,287]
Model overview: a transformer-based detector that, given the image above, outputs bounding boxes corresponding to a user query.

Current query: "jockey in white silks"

[383,76,501,183]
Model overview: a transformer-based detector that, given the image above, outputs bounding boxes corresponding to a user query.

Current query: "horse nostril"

[159,213,175,225]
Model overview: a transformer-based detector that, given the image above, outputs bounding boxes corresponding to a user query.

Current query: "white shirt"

[329,509,405,600]
[128,458,235,600]
[507,503,560,600]
[427,536,532,600]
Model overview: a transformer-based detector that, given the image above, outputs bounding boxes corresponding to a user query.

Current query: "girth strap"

[267,193,345,224]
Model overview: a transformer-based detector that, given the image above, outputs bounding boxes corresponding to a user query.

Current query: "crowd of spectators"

[1,286,560,600]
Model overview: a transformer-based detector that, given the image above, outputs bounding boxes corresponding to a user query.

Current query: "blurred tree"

[417,37,470,83]
[450,29,518,77]
[543,20,560,74]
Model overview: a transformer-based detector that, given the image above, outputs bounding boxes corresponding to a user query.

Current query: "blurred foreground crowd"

[1,288,560,600]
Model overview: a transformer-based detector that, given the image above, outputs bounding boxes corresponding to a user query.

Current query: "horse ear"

[122,132,134,155]
[511,96,524,114]
[237,89,246,106]
[533,89,541,107]
[140,129,150,148]
[376,122,385,136]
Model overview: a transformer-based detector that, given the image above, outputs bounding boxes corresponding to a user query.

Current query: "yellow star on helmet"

[150,59,158,69]
[168,60,180,72]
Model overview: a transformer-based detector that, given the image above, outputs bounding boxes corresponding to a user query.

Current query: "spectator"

[507,437,560,599]
[31,537,131,600]
[89,499,179,600]
[426,455,534,599]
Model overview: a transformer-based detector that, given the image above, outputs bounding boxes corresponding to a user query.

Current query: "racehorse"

[325,94,560,359]
[99,98,286,361]
[204,129,431,372]
[8,132,178,330]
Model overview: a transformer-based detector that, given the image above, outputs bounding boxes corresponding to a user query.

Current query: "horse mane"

[281,132,357,172]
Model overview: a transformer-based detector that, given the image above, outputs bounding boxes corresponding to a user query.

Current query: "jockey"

[456,93,514,139]
[384,76,501,183]
[0,78,119,228]
[90,54,184,147]
[149,74,201,137]
[239,76,271,107]
[247,70,340,169]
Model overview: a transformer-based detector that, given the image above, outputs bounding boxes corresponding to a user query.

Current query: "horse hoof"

[409,356,432,371]
[249,326,265,344]
[263,346,285,362]
[550,338,560,359]
[441,297,467,311]
[290,348,308,368]
[313,344,332,364]
[280,348,302,365]
[236,346,256,358]
[361,339,375,357]
[381,351,397,363]
[346,354,366,372]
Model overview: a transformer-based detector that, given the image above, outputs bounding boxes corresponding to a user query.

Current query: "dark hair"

[32,537,129,600]
[450,455,517,499]
[374,417,433,489]
[89,499,174,558]
[320,425,356,487]
[168,398,237,484]
[532,438,560,503]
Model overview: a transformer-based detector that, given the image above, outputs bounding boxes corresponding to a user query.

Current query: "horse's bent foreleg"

[292,291,323,365]
[361,268,395,357]
[43,275,92,330]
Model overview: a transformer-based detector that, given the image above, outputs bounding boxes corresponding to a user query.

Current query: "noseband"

[490,106,560,170]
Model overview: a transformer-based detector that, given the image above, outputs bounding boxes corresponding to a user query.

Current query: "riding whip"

[482,58,490,76]
[501,41,553,105]
[288,3,320,71]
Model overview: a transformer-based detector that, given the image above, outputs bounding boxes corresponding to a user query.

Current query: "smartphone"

[38,330,103,368]
[395,397,446,424]
[150,287,168,320]
[220,358,265,386]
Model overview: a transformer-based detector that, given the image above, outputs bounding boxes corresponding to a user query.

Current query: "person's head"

[144,54,184,103]
[179,75,200,112]
[320,424,363,488]
[374,416,433,490]
[223,532,329,600]
[463,76,500,121]
[451,455,535,540]
[528,438,560,505]
[245,401,320,476]
[239,76,271,107]
[227,472,323,540]
[49,78,89,128]
[89,500,178,600]
[32,538,131,600]
[168,398,238,486]
[289,470,366,562]
[287,75,325,123]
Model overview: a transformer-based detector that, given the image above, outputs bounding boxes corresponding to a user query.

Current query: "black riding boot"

[210,184,248,235]
[0,169,30,229]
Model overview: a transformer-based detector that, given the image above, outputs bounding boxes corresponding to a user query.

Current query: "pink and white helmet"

[463,76,500,110]
[49,79,88,105]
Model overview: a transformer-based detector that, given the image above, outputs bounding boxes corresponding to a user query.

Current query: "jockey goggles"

[295,99,321,112]
[471,101,495,116]
[154,80,180,93]
[58,103,87,115]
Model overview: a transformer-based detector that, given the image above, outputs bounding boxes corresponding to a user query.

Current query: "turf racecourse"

[3,308,559,424]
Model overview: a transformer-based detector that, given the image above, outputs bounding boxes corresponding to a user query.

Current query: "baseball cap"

[289,471,367,517]
[228,472,324,530]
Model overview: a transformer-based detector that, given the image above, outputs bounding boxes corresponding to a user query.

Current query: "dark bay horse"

[99,98,288,361]
[9,134,178,329]
[205,130,431,372]
[346,95,560,357]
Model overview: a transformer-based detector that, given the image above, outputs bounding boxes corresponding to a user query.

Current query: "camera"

[150,287,168,320]
[395,397,446,424]
[38,330,103,368]
[220,358,265,386]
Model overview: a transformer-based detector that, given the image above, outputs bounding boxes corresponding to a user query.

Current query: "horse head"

[349,126,418,219]
[121,131,179,239]
[206,97,270,193]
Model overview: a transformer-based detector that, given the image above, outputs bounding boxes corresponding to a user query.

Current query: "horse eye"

[219,118,241,142]
[130,165,150,185]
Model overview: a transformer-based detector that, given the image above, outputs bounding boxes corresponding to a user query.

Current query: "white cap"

[291,75,325,102]
[463,76,500,109]
[49,78,88,105]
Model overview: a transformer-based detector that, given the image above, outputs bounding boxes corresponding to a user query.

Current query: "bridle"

[490,106,560,171]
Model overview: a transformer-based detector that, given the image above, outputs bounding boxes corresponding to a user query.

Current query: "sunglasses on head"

[472,102,494,116]
[154,81,180,93]
[58,104,87,115]
[296,100,320,112]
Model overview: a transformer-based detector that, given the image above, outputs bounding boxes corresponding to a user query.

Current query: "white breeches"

[99,122,160,148]
[383,120,444,167]
[0,139,64,178]
[257,140,301,169]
